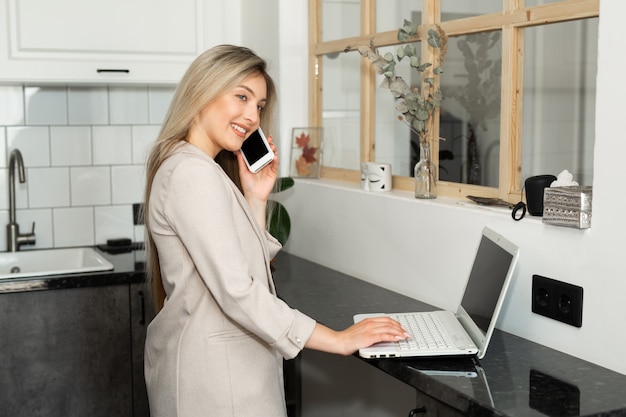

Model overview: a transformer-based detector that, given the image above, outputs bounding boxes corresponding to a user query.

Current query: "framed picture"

[290,127,323,178]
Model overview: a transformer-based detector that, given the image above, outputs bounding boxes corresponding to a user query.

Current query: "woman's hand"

[236,134,278,229]
[236,134,278,201]
[305,318,409,356]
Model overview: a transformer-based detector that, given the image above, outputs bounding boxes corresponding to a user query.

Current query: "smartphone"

[240,127,274,173]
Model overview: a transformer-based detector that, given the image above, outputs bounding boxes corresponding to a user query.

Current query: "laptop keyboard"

[391,313,455,350]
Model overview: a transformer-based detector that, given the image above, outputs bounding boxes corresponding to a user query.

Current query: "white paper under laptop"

[354,227,519,359]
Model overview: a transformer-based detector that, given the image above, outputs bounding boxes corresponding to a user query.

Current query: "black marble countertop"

[3,248,626,416]
[272,252,626,417]
[0,247,145,293]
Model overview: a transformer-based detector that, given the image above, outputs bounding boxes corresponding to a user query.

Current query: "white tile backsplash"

[53,207,95,247]
[68,87,109,125]
[111,165,144,205]
[0,84,169,249]
[92,126,132,165]
[70,166,111,206]
[0,128,6,168]
[132,125,160,165]
[0,85,25,126]
[51,126,92,166]
[109,86,149,125]
[149,86,175,124]
[95,205,134,243]
[25,87,68,125]
[0,170,7,210]
[7,126,51,167]
[28,167,70,208]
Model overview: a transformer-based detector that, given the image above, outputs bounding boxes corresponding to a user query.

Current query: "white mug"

[361,162,392,191]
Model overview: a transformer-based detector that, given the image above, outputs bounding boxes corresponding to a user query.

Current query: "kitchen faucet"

[6,149,36,252]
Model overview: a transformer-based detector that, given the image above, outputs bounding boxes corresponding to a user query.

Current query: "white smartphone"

[240,127,274,173]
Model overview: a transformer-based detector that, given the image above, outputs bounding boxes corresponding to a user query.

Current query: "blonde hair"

[143,45,277,311]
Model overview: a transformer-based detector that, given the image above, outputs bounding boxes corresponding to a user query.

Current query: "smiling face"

[188,72,268,158]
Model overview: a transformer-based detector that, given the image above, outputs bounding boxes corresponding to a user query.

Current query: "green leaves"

[427,28,442,48]
[354,22,447,143]
[267,177,295,246]
[272,177,294,193]
[267,200,291,247]
[398,19,418,42]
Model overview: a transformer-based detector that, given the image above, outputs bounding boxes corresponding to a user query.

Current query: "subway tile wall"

[0,84,175,251]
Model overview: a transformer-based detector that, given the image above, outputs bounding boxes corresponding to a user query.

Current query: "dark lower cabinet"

[130,282,155,417]
[284,355,301,417]
[411,391,465,417]
[0,282,153,417]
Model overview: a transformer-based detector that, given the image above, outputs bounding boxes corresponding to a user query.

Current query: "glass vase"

[414,141,437,199]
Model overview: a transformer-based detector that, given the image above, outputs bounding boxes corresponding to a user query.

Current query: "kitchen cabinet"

[0,0,240,84]
[130,282,155,417]
[410,391,466,417]
[0,282,153,417]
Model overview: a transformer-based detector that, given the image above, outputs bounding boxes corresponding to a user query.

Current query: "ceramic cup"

[361,162,392,191]
[525,174,557,216]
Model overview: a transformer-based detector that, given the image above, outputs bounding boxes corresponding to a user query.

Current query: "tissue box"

[542,186,592,229]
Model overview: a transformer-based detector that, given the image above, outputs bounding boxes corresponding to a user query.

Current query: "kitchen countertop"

[0,247,145,293]
[271,252,626,417]
[3,247,626,416]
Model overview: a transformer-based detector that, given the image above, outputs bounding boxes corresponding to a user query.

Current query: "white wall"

[241,0,310,178]
[276,0,626,377]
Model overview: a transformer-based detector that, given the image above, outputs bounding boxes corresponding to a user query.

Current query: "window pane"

[376,1,422,33]
[374,43,422,176]
[322,0,360,42]
[322,52,361,170]
[521,19,597,186]
[440,31,502,186]
[441,1,501,20]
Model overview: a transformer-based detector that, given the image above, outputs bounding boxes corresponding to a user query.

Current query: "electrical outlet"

[532,275,583,327]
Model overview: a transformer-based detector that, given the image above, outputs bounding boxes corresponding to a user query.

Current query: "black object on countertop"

[97,240,144,254]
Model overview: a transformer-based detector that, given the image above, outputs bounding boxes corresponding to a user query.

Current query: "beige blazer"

[144,143,316,417]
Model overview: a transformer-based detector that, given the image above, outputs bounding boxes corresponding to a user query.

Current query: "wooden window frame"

[309,0,599,201]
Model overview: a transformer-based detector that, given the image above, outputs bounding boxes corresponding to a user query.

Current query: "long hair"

[143,45,277,311]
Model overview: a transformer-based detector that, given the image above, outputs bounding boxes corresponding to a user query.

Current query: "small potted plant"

[351,20,447,198]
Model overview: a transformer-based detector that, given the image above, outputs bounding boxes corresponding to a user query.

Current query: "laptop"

[354,226,519,360]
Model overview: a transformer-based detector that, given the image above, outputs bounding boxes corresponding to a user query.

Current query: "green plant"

[266,177,294,246]
[353,21,448,144]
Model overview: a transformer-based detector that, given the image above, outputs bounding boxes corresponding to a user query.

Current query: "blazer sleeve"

[161,156,315,358]
[264,230,282,259]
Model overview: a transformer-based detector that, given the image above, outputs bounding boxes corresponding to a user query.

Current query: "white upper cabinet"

[0,0,240,84]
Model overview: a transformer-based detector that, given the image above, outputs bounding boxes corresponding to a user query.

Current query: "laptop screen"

[460,230,517,334]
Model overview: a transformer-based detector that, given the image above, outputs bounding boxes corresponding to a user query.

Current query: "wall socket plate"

[532,275,583,327]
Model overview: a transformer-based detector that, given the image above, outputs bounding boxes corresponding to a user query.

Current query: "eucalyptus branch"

[354,21,448,144]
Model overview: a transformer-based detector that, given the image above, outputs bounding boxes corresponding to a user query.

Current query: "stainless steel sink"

[0,247,114,280]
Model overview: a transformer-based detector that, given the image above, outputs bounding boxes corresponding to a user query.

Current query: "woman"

[143,44,407,417]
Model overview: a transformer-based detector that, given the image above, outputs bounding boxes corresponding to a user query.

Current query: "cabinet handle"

[408,407,427,416]
[96,69,130,74]
[138,290,146,325]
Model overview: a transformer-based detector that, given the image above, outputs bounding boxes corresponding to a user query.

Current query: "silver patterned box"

[542,186,592,229]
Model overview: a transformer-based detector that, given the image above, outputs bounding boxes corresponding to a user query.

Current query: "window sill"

[293,177,543,223]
